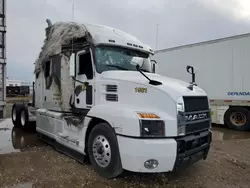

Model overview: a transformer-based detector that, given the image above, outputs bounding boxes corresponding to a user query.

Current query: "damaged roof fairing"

[34,21,91,74]
[34,21,154,74]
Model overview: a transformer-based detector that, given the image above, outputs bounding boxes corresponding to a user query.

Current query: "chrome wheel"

[92,135,111,168]
[230,112,247,127]
[21,110,26,127]
[12,108,16,121]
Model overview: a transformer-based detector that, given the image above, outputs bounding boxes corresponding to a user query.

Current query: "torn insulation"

[34,21,89,74]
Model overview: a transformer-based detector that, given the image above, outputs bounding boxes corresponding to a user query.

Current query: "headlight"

[136,112,165,137]
[140,120,165,137]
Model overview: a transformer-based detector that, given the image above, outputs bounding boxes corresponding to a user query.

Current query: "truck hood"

[100,71,207,101]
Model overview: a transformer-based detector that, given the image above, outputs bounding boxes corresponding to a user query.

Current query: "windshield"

[94,46,153,73]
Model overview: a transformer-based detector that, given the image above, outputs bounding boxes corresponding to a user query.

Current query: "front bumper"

[116,130,211,173]
[174,130,212,169]
[117,135,177,173]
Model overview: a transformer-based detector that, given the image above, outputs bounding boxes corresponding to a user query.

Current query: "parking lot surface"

[1,118,250,188]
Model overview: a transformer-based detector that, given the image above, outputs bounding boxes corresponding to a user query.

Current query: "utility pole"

[156,24,159,50]
[72,3,75,21]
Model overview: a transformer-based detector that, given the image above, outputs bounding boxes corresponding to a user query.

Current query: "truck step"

[37,132,85,164]
[58,133,79,145]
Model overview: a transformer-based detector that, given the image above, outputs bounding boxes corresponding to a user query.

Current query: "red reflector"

[224,100,232,102]
[210,100,214,102]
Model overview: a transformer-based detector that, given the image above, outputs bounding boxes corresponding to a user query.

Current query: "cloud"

[201,0,250,20]
[6,0,250,81]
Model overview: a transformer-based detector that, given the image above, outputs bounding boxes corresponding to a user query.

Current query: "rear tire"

[19,107,29,129]
[224,107,250,131]
[11,105,17,126]
[12,104,22,128]
[11,104,29,129]
[87,122,123,179]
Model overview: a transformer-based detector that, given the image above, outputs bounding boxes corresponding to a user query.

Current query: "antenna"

[156,24,159,50]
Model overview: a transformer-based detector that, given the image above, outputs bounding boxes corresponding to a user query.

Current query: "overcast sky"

[6,0,250,81]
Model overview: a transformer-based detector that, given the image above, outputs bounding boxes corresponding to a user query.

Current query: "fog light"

[144,159,158,169]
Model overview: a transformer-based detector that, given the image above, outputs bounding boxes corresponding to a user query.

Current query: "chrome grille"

[178,96,211,135]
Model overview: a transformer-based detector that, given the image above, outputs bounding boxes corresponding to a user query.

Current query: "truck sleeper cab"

[11,21,212,178]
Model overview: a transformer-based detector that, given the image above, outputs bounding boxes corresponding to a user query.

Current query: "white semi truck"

[153,33,250,132]
[11,20,212,178]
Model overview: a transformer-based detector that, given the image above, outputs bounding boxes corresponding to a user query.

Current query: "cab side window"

[78,50,93,79]
[44,61,51,78]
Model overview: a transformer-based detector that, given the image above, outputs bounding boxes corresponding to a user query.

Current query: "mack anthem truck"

[11,20,212,178]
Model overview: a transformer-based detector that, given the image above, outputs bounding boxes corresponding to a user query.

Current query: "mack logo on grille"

[185,113,208,121]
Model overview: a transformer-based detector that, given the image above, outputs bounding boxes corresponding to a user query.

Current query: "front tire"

[224,107,250,131]
[87,122,123,179]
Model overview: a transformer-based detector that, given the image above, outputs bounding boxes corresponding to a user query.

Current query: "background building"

[21,81,33,95]
[6,77,34,95]
[6,78,22,86]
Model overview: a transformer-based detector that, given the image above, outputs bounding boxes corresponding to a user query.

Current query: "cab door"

[74,48,95,110]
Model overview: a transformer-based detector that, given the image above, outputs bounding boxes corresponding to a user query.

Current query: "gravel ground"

[4,103,13,119]
[0,139,250,188]
[1,100,250,188]
[0,125,250,188]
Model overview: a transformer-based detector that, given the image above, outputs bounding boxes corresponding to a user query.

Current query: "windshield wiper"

[140,68,150,72]
[136,65,162,86]
[106,65,128,70]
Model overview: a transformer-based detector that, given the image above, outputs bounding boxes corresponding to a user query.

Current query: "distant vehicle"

[153,33,250,131]
[6,85,30,97]
[10,20,211,178]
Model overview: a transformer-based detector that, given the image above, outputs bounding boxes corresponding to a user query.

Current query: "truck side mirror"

[186,65,198,74]
[69,53,75,77]
[151,60,157,73]
[186,65,197,86]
